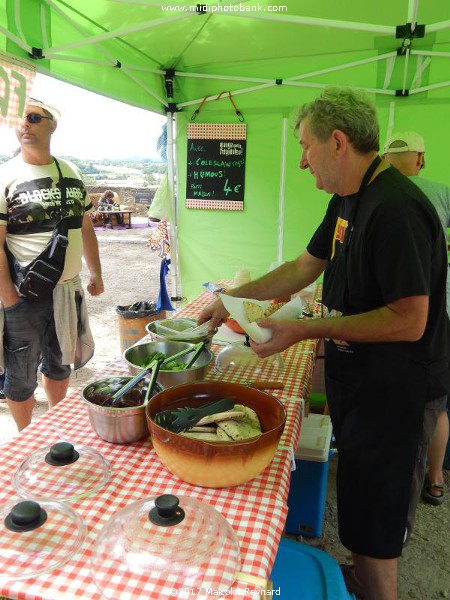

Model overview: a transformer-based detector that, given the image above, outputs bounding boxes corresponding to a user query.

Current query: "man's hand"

[198,297,229,332]
[87,273,104,296]
[250,318,312,357]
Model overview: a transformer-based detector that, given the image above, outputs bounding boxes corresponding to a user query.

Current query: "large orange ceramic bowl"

[145,381,286,488]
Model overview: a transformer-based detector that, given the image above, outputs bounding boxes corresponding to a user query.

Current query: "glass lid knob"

[148,494,185,527]
[4,500,48,532]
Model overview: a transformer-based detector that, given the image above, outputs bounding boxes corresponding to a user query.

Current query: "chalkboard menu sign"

[186,123,246,211]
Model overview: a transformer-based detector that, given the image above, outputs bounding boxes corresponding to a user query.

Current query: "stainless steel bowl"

[81,376,163,444]
[123,340,214,388]
[145,319,217,349]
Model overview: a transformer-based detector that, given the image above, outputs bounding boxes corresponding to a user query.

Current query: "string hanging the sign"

[191,91,244,122]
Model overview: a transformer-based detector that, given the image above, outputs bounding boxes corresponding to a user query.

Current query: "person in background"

[98,189,123,226]
[0,98,104,431]
[384,131,450,507]
[199,88,449,600]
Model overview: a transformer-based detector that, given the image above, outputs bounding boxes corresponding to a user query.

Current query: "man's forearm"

[228,253,325,301]
[292,300,427,344]
[82,222,102,278]
[0,251,20,306]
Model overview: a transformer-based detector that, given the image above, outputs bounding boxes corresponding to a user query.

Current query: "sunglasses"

[25,113,53,124]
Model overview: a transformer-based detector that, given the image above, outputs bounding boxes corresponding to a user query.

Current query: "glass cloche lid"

[90,494,241,599]
[0,498,86,583]
[12,441,111,502]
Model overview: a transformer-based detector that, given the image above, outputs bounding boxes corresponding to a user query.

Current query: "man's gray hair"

[294,87,379,154]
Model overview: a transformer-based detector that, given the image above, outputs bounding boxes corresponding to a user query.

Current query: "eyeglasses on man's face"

[24,113,53,124]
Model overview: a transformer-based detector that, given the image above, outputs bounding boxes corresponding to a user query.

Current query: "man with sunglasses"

[384,131,450,509]
[0,98,104,431]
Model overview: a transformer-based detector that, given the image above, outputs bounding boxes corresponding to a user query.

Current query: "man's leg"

[42,374,70,408]
[424,409,449,500]
[5,395,34,431]
[353,553,398,600]
[406,397,445,531]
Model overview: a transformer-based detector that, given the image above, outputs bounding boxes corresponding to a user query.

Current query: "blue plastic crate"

[270,537,354,599]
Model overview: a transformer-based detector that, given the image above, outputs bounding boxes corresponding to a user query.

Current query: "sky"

[0,73,166,160]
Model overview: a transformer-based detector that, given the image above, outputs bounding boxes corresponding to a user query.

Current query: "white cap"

[383,131,425,154]
[27,97,61,122]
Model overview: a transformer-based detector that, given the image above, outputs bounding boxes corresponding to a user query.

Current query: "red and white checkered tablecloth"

[0,291,321,600]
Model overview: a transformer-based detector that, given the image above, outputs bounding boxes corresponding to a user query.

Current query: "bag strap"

[5,157,71,282]
[53,157,70,236]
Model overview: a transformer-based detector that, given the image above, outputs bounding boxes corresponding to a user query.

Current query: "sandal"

[423,478,446,506]
[340,563,365,598]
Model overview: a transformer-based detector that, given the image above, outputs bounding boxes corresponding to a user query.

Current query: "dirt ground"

[1,221,449,598]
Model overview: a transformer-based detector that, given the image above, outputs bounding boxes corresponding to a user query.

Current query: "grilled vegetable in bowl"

[154,400,263,441]
[124,341,214,388]
[84,377,148,408]
[141,351,186,371]
[146,381,286,488]
[82,376,163,444]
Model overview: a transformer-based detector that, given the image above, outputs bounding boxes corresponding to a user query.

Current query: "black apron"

[322,157,427,558]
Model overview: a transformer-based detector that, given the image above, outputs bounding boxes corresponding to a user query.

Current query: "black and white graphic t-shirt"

[0,156,93,281]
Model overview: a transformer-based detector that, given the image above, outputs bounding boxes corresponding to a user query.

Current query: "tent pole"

[407,0,420,32]
[409,81,450,94]
[411,50,450,58]
[401,49,411,96]
[177,82,275,108]
[50,55,167,75]
[284,81,396,95]
[386,101,396,141]
[43,8,194,55]
[121,66,169,106]
[286,51,397,82]
[0,26,30,52]
[277,117,287,266]
[427,20,450,34]
[223,11,393,35]
[175,71,271,84]
[166,111,181,308]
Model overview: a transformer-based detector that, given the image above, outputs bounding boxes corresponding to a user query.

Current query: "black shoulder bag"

[6,158,70,302]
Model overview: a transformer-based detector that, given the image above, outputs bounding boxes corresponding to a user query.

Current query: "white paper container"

[220,294,303,343]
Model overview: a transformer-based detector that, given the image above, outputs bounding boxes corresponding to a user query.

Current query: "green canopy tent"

[1,0,449,300]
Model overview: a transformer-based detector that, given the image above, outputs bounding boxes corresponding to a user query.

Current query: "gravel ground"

[1,221,449,598]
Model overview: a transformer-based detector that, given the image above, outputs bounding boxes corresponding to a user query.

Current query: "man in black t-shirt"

[199,88,449,600]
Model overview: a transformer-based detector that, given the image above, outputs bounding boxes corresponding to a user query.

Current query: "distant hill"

[0,154,165,187]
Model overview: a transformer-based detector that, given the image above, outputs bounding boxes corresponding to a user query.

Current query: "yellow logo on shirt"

[331,217,349,260]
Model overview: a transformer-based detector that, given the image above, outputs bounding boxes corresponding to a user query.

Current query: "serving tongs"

[110,342,207,407]
[111,357,163,408]
[154,398,235,433]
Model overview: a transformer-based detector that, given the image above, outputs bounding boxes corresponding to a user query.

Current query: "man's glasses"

[24,113,53,124]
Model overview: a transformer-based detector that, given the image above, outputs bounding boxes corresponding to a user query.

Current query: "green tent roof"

[1,0,449,113]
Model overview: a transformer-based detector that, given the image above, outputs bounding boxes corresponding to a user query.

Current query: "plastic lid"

[13,442,112,502]
[295,415,333,462]
[215,341,284,373]
[0,498,86,583]
[90,494,241,599]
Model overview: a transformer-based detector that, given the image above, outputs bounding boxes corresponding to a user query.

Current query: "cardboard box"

[285,414,333,537]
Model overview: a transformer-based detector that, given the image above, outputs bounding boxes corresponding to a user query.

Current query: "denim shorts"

[3,297,71,401]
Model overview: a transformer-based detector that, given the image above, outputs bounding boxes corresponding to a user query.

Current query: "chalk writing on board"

[186,139,246,202]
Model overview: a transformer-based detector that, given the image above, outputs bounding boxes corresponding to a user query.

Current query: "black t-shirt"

[307,167,449,370]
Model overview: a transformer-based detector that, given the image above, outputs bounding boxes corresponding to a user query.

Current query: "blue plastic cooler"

[286,414,333,538]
